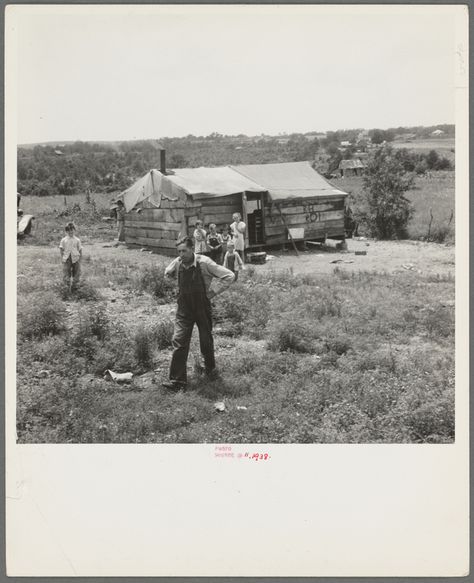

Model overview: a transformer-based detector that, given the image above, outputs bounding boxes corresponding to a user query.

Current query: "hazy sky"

[9,5,458,144]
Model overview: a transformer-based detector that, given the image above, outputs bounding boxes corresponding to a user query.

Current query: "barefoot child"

[59,222,82,291]
[193,220,207,255]
[206,223,223,264]
[223,240,244,281]
[221,226,231,260]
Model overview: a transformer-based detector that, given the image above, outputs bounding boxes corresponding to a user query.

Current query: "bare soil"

[257,238,454,277]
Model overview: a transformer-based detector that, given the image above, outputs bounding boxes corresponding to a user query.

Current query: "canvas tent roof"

[231,161,347,200]
[117,161,347,210]
[116,169,169,212]
[167,166,265,198]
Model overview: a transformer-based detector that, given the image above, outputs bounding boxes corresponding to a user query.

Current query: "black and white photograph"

[14,5,462,445]
[6,3,469,577]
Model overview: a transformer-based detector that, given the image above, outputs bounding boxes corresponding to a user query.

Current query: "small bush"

[138,265,175,301]
[54,279,102,302]
[325,334,352,355]
[150,319,174,349]
[427,224,454,244]
[422,306,454,338]
[18,292,66,339]
[267,318,318,354]
[90,326,137,375]
[134,329,154,368]
[74,281,103,301]
[72,304,109,346]
[213,287,250,336]
[405,390,455,441]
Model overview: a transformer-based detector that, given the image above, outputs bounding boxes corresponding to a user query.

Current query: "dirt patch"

[78,237,455,279]
[258,239,454,277]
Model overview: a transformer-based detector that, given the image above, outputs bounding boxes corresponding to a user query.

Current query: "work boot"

[162,380,186,392]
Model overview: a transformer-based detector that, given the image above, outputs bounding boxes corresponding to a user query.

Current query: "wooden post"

[276,203,299,256]
[427,208,434,240]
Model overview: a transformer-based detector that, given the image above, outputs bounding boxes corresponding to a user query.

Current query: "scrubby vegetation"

[15,126,456,443]
[17,249,455,444]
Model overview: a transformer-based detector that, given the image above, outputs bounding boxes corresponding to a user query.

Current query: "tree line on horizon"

[17,124,454,198]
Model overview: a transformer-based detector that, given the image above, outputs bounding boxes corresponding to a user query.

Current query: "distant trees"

[369,128,395,144]
[168,153,188,168]
[16,127,455,198]
[357,146,414,239]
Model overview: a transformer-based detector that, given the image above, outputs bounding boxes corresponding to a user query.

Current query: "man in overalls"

[163,236,235,391]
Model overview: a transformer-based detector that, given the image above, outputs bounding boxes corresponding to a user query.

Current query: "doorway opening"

[245,192,265,245]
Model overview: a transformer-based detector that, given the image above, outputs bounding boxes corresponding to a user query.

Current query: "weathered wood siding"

[124,192,347,252]
[263,196,346,244]
[124,193,244,252]
[185,193,243,236]
[124,205,186,250]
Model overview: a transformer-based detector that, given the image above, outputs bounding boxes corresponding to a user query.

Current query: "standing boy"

[223,241,244,281]
[59,222,83,291]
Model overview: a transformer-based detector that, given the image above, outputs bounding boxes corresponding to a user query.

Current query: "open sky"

[9,5,458,144]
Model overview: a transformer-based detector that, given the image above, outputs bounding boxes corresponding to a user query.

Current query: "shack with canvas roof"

[117,159,348,254]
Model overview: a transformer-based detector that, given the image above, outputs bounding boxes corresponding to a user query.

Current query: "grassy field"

[17,242,454,444]
[390,137,455,163]
[16,167,455,443]
[332,170,455,241]
[18,191,117,246]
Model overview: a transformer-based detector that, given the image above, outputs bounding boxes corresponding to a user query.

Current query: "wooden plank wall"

[263,196,347,245]
[124,193,243,251]
[185,193,242,236]
[124,206,186,250]
[124,193,346,251]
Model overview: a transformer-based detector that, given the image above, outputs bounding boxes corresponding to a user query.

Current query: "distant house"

[54,150,64,156]
[340,141,351,148]
[338,159,366,178]
[277,138,290,145]
[431,129,445,137]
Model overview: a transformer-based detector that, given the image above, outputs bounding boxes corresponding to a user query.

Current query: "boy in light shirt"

[223,241,244,281]
[59,222,83,291]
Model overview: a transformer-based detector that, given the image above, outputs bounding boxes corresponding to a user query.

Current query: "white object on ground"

[105,370,134,383]
[214,401,226,412]
[236,406,248,411]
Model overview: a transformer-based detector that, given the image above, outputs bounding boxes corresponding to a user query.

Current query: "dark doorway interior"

[246,192,265,245]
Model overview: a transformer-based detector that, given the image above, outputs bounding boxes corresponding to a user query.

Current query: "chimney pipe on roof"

[160,149,166,175]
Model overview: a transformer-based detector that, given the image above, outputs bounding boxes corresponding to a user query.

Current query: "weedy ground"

[17,242,455,444]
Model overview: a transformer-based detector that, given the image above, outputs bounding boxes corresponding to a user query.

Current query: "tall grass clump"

[54,279,102,302]
[71,304,109,345]
[213,284,272,338]
[266,318,320,354]
[18,292,66,339]
[137,265,176,301]
[134,329,154,369]
[150,319,174,349]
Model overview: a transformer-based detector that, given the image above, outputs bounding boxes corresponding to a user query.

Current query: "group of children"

[193,216,245,280]
[58,211,247,291]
